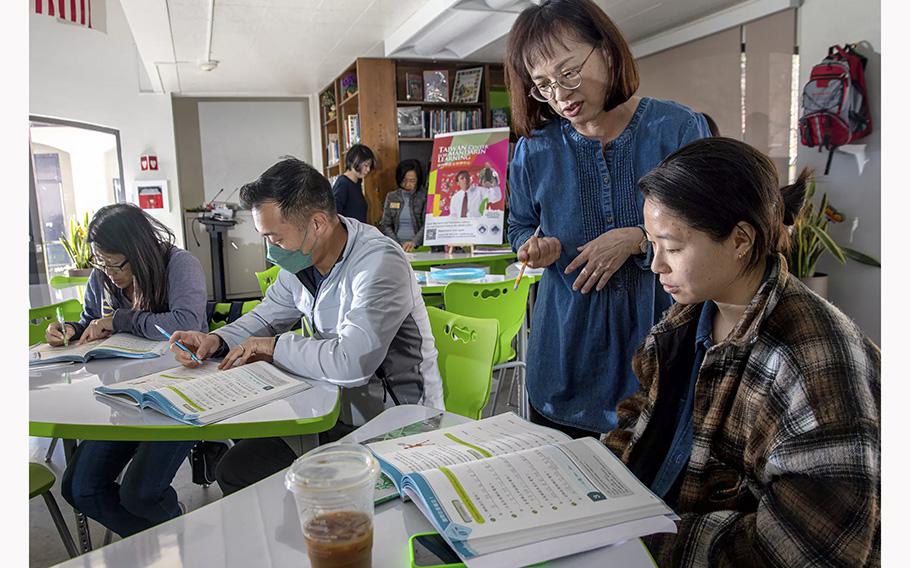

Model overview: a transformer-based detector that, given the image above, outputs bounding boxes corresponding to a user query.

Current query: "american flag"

[34,0,93,29]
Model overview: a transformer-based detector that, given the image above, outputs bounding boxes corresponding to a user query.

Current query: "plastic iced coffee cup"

[285,444,380,568]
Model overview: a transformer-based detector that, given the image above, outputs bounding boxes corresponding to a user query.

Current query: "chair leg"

[489,368,504,416]
[43,492,79,559]
[45,438,59,463]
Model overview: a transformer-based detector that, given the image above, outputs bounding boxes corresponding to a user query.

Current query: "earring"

[737,251,746,259]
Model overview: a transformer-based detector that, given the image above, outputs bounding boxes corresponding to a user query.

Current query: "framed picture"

[452,67,483,103]
[405,73,423,101]
[134,179,169,211]
[423,70,449,103]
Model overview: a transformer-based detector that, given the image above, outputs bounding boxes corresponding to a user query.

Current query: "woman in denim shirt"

[505,0,710,436]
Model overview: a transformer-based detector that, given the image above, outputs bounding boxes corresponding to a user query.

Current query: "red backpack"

[798,44,872,174]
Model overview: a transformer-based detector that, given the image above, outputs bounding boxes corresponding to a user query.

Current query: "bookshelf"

[318,58,509,224]
[318,59,397,224]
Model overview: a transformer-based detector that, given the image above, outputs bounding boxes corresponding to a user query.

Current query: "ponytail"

[781,168,812,226]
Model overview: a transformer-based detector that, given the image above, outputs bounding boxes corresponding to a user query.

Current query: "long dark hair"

[505,0,639,137]
[87,203,175,312]
[638,137,810,271]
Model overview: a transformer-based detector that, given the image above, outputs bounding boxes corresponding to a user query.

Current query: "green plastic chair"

[29,299,83,346]
[255,265,281,298]
[426,307,499,420]
[30,462,78,558]
[209,300,261,331]
[442,278,531,412]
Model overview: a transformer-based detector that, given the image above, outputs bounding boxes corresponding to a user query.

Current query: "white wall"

[197,101,312,204]
[29,1,185,246]
[797,0,881,343]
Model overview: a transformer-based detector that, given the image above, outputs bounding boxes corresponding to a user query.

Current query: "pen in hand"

[514,225,542,290]
[155,324,202,364]
[56,307,68,347]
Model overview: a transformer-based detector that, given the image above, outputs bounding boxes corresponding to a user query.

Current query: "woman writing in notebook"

[602,138,879,566]
[505,0,710,438]
[49,203,209,538]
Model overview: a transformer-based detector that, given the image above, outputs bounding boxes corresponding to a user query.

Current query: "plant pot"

[800,273,828,299]
[67,268,93,278]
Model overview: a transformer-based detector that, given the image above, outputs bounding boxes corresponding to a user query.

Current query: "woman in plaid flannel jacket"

[602,138,880,567]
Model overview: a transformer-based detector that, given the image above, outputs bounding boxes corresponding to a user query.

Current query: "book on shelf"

[397,106,425,138]
[326,133,340,166]
[346,114,361,146]
[30,333,168,366]
[423,108,483,138]
[363,412,676,568]
[405,72,423,101]
[94,360,314,426]
[452,67,483,103]
[423,70,449,103]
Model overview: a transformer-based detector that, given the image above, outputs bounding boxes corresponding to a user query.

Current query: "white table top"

[54,405,656,567]
[30,352,340,438]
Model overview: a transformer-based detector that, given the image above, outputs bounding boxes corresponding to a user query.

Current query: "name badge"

[390,202,401,209]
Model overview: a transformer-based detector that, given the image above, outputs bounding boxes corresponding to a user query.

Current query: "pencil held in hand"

[514,225,542,290]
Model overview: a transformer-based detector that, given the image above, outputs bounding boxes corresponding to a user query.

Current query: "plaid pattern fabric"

[602,255,880,567]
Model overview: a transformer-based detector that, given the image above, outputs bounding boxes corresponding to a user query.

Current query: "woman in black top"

[332,143,375,223]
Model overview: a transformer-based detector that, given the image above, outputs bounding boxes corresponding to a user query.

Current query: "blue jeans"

[61,440,196,537]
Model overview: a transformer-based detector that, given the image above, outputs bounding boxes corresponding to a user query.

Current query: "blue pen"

[154,324,202,364]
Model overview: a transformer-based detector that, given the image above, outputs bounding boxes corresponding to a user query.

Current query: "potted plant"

[787,179,880,298]
[60,211,93,277]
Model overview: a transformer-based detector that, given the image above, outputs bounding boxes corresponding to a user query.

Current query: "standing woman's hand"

[565,227,642,293]
[517,235,562,269]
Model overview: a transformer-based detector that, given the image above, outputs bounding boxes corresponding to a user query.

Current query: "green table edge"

[408,252,517,269]
[29,389,341,441]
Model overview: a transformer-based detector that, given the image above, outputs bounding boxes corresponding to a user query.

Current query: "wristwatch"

[636,226,648,255]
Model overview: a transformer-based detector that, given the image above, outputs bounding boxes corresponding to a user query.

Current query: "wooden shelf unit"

[318,58,508,224]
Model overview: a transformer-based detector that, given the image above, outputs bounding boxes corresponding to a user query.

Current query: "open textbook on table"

[364,412,675,568]
[94,360,313,425]
[29,333,168,366]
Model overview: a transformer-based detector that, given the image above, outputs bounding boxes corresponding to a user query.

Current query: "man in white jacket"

[171,157,444,494]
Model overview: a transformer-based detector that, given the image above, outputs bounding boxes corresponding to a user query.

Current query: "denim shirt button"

[603,175,610,184]
[606,215,614,224]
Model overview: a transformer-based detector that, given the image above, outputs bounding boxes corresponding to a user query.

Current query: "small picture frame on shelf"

[491,107,510,128]
[452,67,483,103]
[397,106,425,138]
[405,73,423,101]
[423,70,449,103]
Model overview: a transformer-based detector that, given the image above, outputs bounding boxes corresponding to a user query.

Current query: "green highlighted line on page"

[444,433,492,458]
[166,386,205,412]
[158,374,192,380]
[439,467,485,524]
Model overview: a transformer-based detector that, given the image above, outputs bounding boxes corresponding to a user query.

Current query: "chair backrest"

[255,265,281,298]
[207,300,260,332]
[29,299,83,345]
[426,306,499,420]
[442,278,530,365]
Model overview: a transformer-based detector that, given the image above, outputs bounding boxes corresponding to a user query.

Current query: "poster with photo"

[424,127,510,245]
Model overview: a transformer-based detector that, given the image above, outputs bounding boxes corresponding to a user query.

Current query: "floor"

[29,368,523,567]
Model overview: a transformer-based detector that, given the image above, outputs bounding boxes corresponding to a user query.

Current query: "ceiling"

[121,0,756,96]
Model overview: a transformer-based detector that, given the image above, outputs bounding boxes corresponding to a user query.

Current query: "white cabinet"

[183,211,266,301]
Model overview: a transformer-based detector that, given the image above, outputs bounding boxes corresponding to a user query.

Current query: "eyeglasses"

[90,256,130,275]
[528,46,598,102]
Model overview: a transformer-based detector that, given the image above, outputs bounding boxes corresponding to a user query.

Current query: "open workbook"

[94,360,313,426]
[364,412,676,568]
[29,333,168,366]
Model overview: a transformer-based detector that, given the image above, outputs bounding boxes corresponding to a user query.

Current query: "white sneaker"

[177,501,187,515]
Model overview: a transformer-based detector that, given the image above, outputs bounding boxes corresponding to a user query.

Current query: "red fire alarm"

[149,155,158,170]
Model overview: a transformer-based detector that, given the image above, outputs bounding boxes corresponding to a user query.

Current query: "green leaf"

[808,225,846,264]
[842,247,881,267]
